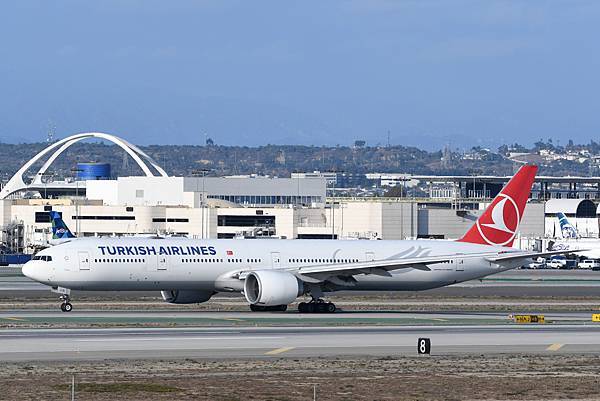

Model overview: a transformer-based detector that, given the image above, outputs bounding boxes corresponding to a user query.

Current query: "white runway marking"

[75,336,284,342]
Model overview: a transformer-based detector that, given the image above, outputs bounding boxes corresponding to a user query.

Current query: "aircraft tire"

[62,303,72,312]
[250,304,287,312]
[298,302,335,313]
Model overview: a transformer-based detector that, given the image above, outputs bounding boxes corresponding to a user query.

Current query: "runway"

[1,324,600,361]
[1,310,600,361]
[3,266,600,362]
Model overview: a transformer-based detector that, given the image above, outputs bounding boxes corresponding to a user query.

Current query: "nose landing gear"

[59,294,72,312]
[51,287,73,312]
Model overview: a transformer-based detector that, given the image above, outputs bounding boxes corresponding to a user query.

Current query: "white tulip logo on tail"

[476,194,520,246]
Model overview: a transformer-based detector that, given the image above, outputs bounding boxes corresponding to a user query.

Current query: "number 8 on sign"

[418,338,431,355]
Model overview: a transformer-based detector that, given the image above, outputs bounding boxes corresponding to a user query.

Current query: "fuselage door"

[78,251,90,271]
[365,252,375,262]
[271,252,281,268]
[157,256,168,271]
[454,256,465,272]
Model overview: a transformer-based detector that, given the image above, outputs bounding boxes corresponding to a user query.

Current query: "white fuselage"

[23,237,523,294]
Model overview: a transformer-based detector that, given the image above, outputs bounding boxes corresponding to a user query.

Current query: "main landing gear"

[249,304,288,312]
[59,294,73,312]
[298,299,336,314]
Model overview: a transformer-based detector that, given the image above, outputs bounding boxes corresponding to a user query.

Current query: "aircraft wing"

[233,249,579,285]
[279,253,481,283]
[285,249,579,283]
[485,249,584,263]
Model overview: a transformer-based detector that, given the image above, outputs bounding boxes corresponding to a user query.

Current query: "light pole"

[328,170,343,239]
[192,169,211,239]
[71,167,83,237]
[41,171,55,199]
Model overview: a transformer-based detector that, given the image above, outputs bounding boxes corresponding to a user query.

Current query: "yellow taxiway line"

[1,317,27,321]
[546,343,564,351]
[265,347,296,355]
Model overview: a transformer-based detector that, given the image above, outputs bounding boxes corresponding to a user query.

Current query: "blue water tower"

[76,162,111,180]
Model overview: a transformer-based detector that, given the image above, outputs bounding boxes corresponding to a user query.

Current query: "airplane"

[23,164,568,313]
[49,211,76,244]
[556,212,579,239]
[47,210,184,244]
[550,213,600,259]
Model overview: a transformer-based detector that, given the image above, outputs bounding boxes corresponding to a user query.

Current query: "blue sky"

[1,1,599,149]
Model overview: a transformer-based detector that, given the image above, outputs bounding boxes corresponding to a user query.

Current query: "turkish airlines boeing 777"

[23,165,562,313]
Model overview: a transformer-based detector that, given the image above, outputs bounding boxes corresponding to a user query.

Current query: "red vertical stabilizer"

[458,165,538,247]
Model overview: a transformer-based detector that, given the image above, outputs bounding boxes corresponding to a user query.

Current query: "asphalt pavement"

[1,312,600,361]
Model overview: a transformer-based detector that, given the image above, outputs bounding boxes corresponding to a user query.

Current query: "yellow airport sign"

[592,314,600,322]
[514,315,545,324]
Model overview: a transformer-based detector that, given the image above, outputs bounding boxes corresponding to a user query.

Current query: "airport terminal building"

[0,175,550,253]
[3,133,600,253]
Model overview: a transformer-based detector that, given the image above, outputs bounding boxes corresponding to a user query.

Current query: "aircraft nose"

[22,261,43,282]
[22,261,35,279]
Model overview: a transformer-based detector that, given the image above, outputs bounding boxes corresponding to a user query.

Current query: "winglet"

[458,165,538,247]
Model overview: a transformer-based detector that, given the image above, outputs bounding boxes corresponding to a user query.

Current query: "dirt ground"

[2,354,600,401]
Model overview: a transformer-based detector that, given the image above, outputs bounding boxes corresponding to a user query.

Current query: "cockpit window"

[32,255,52,261]
[32,255,41,260]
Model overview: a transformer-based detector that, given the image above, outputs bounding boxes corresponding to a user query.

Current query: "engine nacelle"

[161,290,214,304]
[244,270,303,306]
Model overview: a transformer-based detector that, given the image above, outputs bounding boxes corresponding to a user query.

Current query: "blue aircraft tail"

[557,212,578,239]
[50,211,75,239]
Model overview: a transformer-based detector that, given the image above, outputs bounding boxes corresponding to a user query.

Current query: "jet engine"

[244,270,303,306]
[161,290,214,304]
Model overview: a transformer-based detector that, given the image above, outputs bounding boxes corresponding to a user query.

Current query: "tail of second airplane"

[458,165,538,247]
[557,212,578,239]
[50,211,75,239]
